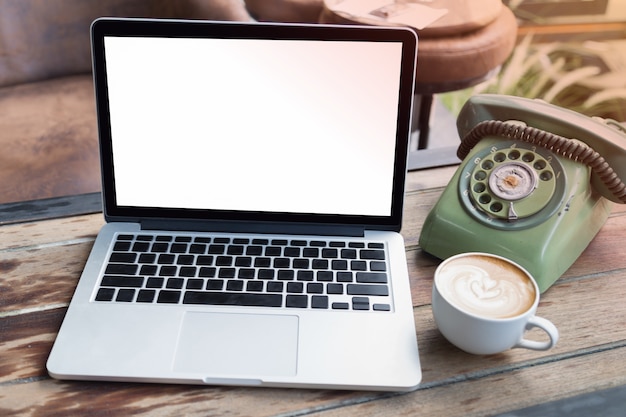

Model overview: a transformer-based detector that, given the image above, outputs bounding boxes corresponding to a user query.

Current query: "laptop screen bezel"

[91,18,417,233]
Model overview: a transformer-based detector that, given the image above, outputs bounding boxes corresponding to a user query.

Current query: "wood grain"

[1,165,625,416]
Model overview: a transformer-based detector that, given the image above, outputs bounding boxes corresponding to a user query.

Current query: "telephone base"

[419,185,613,293]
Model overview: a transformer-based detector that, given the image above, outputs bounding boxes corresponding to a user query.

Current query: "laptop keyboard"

[94,233,392,312]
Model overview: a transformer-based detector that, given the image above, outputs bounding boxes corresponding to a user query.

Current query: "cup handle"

[514,316,559,351]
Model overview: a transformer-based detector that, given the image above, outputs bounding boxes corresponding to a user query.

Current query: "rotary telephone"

[419,94,626,292]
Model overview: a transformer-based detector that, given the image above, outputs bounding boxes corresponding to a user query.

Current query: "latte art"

[437,255,535,318]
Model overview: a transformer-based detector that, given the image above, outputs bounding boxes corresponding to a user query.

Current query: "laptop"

[47,17,421,391]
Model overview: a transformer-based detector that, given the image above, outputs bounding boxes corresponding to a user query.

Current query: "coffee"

[436,254,535,319]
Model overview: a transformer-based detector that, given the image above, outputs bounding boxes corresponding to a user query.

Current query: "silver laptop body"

[47,18,421,391]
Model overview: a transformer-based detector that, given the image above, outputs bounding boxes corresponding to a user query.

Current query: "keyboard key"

[196,256,214,266]
[298,270,315,281]
[347,284,389,296]
[166,278,184,289]
[189,244,207,254]
[258,269,275,280]
[216,256,233,266]
[226,280,244,291]
[183,291,282,307]
[331,260,348,270]
[286,295,307,308]
[101,275,144,288]
[206,279,223,290]
[139,265,158,276]
[254,257,271,268]
[137,289,156,303]
[218,268,236,279]
[287,282,304,293]
[307,283,324,294]
[146,277,164,288]
[267,282,284,292]
[337,272,353,282]
[95,288,115,301]
[359,249,385,260]
[246,281,264,292]
[265,246,282,256]
[113,241,132,251]
[316,271,333,282]
[341,249,357,259]
[186,279,204,290]
[311,295,329,309]
[177,255,194,265]
[238,268,256,279]
[157,290,181,304]
[138,253,156,263]
[283,247,300,257]
[293,259,309,269]
[312,259,328,269]
[235,257,252,267]
[159,266,177,277]
[227,245,244,255]
[322,248,338,258]
[350,261,367,271]
[116,288,135,302]
[132,242,150,252]
[105,264,138,275]
[179,266,196,277]
[356,272,388,284]
[246,246,263,256]
[352,296,370,311]
[273,258,290,268]
[208,244,225,254]
[370,261,387,272]
[327,283,343,294]
[373,304,391,311]
[151,242,169,253]
[332,302,349,309]
[278,270,295,280]
[158,254,176,265]
[109,252,137,263]
[199,267,217,278]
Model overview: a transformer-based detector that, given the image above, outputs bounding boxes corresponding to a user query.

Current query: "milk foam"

[437,255,535,318]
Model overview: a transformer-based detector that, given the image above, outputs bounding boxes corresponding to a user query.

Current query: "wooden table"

[2,165,625,416]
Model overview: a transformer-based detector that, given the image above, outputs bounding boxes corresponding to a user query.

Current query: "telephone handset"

[419,94,626,292]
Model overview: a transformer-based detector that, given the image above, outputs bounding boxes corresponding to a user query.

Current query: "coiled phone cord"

[457,120,626,204]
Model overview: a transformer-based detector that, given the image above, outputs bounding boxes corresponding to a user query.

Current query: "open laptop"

[47,18,421,391]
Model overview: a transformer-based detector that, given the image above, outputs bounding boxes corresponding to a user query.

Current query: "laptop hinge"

[140,219,366,237]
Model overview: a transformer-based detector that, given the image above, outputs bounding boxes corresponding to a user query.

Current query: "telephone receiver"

[419,94,626,292]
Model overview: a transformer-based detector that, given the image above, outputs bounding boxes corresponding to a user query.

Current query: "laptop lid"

[91,18,417,235]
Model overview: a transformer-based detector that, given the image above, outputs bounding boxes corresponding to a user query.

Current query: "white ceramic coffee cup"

[432,252,558,355]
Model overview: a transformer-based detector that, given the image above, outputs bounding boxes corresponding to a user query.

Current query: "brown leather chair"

[0,0,251,205]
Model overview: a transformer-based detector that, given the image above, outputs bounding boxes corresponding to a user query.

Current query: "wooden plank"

[0,242,93,313]
[0,212,102,251]
[1,269,623,408]
[310,348,626,417]
[1,203,625,314]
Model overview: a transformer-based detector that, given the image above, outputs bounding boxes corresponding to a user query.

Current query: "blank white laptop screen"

[103,36,403,217]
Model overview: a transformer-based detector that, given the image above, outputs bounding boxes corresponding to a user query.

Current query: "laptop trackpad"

[174,312,298,377]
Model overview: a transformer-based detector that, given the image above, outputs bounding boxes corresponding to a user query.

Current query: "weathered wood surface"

[1,167,625,416]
